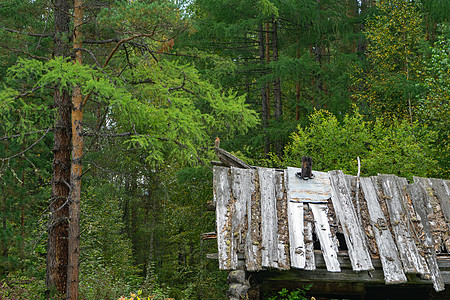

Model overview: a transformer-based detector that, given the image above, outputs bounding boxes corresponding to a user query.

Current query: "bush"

[282,108,438,180]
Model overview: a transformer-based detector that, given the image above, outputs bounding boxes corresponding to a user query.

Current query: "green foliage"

[0,273,47,300]
[79,185,142,300]
[282,108,438,180]
[416,34,450,177]
[267,285,312,300]
[97,0,188,36]
[2,1,450,299]
[355,0,426,118]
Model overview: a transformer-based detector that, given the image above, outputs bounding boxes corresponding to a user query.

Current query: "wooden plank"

[310,203,341,272]
[275,170,290,270]
[213,166,232,270]
[250,268,450,286]
[406,183,445,292]
[258,167,279,268]
[245,168,261,271]
[360,177,407,284]
[286,167,305,269]
[287,170,332,203]
[230,167,254,269]
[328,170,373,271]
[415,177,450,253]
[429,178,450,224]
[304,205,316,270]
[378,174,429,275]
[443,179,450,222]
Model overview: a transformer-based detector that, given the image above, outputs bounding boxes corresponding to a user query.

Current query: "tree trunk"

[46,0,71,297]
[258,23,270,156]
[273,18,281,121]
[272,18,282,157]
[67,0,83,299]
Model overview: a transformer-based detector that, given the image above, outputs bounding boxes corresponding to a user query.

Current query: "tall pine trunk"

[46,0,71,296]
[272,18,282,157]
[67,0,83,298]
[258,23,270,157]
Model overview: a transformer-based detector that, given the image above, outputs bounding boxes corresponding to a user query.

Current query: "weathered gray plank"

[406,183,445,292]
[443,180,450,222]
[287,167,306,269]
[328,170,373,271]
[304,206,316,270]
[414,177,450,253]
[378,174,429,275]
[230,167,254,269]
[214,166,233,270]
[429,178,450,224]
[258,167,279,268]
[245,168,261,271]
[360,177,407,284]
[288,170,332,203]
[275,170,290,270]
[310,203,341,272]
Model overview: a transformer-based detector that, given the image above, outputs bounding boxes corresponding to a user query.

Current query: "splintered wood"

[329,170,373,271]
[213,166,448,292]
[414,177,450,253]
[258,167,278,268]
[214,166,233,269]
[378,175,429,275]
[406,183,444,292]
[360,177,406,284]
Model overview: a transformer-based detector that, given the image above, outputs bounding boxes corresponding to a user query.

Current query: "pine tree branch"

[81,30,159,107]
[84,38,120,44]
[0,25,53,38]
[82,131,133,137]
[0,128,51,161]
[50,0,74,17]
[0,128,53,141]
[82,131,210,169]
[129,78,156,85]
[103,30,158,68]
[0,44,49,61]
[13,84,49,100]
[73,47,101,68]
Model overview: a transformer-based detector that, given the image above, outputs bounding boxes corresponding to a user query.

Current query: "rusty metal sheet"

[287,169,331,203]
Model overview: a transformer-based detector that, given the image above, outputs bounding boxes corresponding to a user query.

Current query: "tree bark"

[67,0,83,299]
[46,0,71,297]
[272,18,282,157]
[258,23,270,156]
[273,18,281,121]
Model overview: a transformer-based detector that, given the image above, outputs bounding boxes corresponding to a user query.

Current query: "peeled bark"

[46,0,71,296]
[66,0,83,299]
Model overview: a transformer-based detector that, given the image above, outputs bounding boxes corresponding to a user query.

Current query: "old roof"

[213,166,450,292]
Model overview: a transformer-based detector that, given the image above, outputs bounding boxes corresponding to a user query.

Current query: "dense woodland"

[0,0,449,299]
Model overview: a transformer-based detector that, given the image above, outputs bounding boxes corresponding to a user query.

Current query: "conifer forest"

[0,0,449,299]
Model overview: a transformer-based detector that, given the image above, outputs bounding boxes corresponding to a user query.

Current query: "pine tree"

[354,0,426,120]
[1,1,258,298]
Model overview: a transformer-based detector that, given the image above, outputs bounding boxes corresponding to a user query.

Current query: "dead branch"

[81,30,158,107]
[0,44,49,61]
[13,84,49,100]
[84,38,120,44]
[73,47,101,68]
[0,128,51,161]
[0,25,53,38]
[0,128,53,141]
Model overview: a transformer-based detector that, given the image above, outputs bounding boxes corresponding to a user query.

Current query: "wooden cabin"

[211,165,450,300]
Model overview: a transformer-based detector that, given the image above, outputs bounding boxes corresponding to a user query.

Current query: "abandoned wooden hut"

[211,165,450,300]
